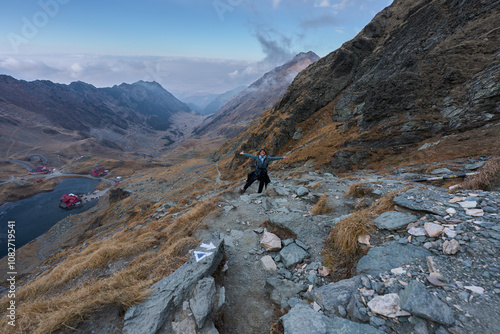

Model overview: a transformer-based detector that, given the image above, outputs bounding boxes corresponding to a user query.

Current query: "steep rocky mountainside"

[194,51,320,138]
[0,76,204,161]
[219,0,499,171]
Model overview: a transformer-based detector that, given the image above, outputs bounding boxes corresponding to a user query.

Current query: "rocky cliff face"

[194,51,320,138]
[222,0,499,170]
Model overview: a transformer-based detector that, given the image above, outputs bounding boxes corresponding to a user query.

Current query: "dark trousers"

[244,177,266,193]
[244,170,268,193]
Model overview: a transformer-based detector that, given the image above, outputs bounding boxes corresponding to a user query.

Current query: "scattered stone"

[458,201,477,209]
[390,267,406,275]
[464,286,485,295]
[281,303,383,334]
[408,227,427,236]
[367,293,411,318]
[260,255,277,271]
[465,209,484,217]
[265,278,308,307]
[279,243,310,268]
[310,276,360,317]
[318,266,330,277]
[446,208,457,215]
[427,276,447,287]
[296,186,309,197]
[444,228,457,238]
[443,239,460,255]
[260,231,282,251]
[172,317,196,334]
[431,168,452,175]
[425,222,444,237]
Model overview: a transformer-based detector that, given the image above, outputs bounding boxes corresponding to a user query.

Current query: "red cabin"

[59,193,83,209]
[91,167,108,177]
[30,166,51,174]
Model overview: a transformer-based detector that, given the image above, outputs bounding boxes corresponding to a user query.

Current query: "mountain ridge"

[193,51,320,138]
[0,75,204,162]
[218,0,499,171]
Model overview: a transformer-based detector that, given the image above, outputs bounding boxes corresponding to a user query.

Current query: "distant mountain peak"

[194,51,320,138]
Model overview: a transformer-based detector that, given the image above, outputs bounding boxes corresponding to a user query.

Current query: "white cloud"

[0,54,263,95]
[272,0,282,8]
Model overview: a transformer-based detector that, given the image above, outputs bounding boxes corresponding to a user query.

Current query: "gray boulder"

[374,211,418,230]
[280,243,310,268]
[123,233,224,334]
[189,277,216,328]
[310,276,360,317]
[281,303,383,334]
[399,280,455,326]
[393,188,450,216]
[357,242,431,276]
[265,277,308,307]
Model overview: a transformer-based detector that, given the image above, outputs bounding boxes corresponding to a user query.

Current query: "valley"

[0,0,499,333]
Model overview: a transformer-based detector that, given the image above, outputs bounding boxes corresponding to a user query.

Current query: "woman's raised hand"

[240,151,244,155]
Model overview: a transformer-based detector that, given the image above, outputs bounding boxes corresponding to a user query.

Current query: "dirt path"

[195,189,279,334]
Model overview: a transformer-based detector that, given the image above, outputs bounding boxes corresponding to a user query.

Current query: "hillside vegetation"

[0,0,499,333]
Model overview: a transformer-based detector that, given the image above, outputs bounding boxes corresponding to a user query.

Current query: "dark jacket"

[242,153,284,186]
[242,153,284,172]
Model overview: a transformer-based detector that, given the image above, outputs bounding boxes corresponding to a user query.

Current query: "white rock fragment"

[367,293,411,318]
[449,196,466,203]
[408,227,426,236]
[446,208,457,216]
[464,286,485,295]
[391,267,406,275]
[444,228,457,238]
[358,234,371,246]
[260,255,277,271]
[465,209,484,217]
[443,239,460,254]
[260,231,282,251]
[459,201,477,209]
[425,222,444,237]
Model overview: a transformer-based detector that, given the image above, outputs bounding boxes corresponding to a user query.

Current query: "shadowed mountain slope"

[217,0,499,171]
[194,51,320,138]
[0,77,203,161]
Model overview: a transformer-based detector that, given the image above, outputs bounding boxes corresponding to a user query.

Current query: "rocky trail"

[120,157,500,334]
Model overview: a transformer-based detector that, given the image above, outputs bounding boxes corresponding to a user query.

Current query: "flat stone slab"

[356,242,431,276]
[279,242,310,268]
[281,303,383,334]
[399,280,455,326]
[310,276,360,317]
[374,211,418,230]
[393,188,450,216]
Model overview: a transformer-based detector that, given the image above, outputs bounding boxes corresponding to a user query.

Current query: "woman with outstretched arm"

[239,148,288,193]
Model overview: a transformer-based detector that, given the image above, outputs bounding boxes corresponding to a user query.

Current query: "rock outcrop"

[222,0,499,170]
[123,233,224,334]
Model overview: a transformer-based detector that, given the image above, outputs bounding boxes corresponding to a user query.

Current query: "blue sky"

[0,0,392,96]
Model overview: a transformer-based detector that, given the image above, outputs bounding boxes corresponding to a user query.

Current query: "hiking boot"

[240,188,246,194]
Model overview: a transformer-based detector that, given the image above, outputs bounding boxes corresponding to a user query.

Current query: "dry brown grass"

[322,189,401,281]
[310,194,333,215]
[0,195,221,334]
[344,182,376,198]
[309,182,323,190]
[460,157,500,191]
